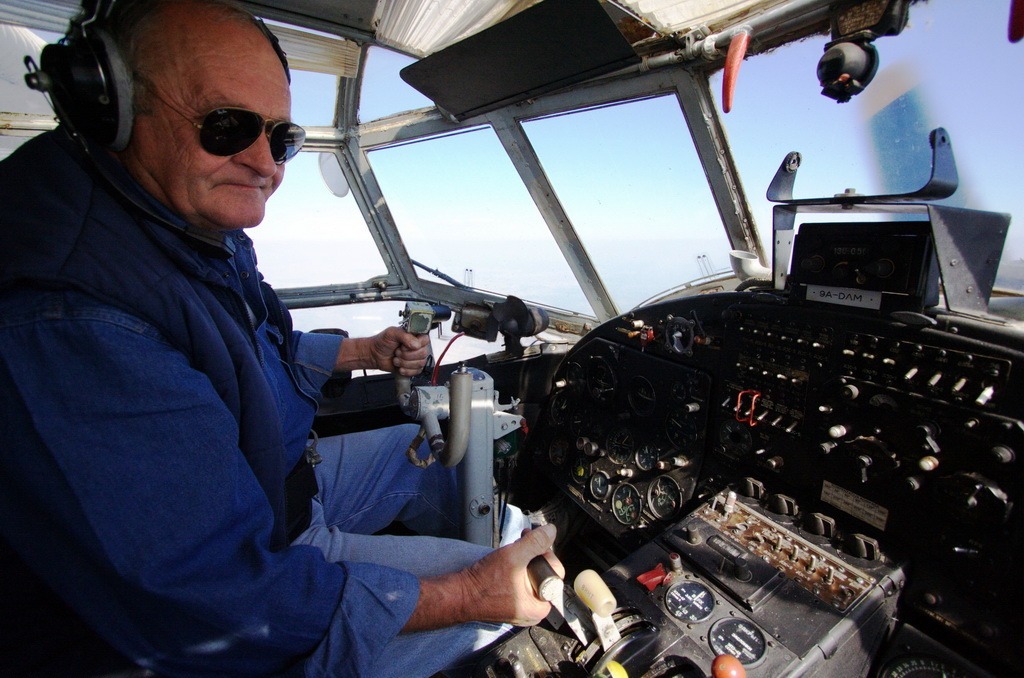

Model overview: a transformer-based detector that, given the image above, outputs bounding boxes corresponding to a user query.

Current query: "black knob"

[767,493,799,516]
[806,512,837,539]
[733,555,752,582]
[846,533,880,561]
[740,477,767,500]
[991,445,1015,464]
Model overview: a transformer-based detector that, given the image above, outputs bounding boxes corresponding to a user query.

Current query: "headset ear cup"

[37,26,133,150]
[90,27,134,151]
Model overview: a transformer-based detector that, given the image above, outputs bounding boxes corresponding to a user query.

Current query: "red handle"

[722,30,751,113]
[1011,0,1024,42]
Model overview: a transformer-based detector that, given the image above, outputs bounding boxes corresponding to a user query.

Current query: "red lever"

[722,30,751,113]
[1011,0,1024,42]
[735,389,761,426]
[636,562,667,591]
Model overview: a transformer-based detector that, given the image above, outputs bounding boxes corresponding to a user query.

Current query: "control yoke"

[394,301,524,547]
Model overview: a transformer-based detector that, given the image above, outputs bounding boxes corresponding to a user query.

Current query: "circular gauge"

[708,618,766,666]
[548,438,570,466]
[605,427,635,465]
[587,356,617,403]
[665,411,698,448]
[589,471,611,501]
[647,475,682,519]
[569,409,590,438]
[611,483,642,525]
[565,361,584,391]
[877,656,973,678]
[635,444,660,471]
[664,580,716,622]
[548,392,572,426]
[569,454,589,486]
[718,420,753,455]
[628,376,657,416]
[670,380,690,402]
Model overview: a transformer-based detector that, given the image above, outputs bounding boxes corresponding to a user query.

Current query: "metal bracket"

[767,127,958,206]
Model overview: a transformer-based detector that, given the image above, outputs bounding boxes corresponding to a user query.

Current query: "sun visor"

[399,0,640,121]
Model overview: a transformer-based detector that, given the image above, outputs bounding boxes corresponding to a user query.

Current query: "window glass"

[249,152,387,288]
[289,69,339,126]
[359,46,434,122]
[367,127,590,313]
[523,96,731,311]
[712,0,1023,291]
[289,301,404,339]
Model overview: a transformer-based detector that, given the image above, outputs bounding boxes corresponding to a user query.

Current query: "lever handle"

[573,569,616,617]
[527,555,562,601]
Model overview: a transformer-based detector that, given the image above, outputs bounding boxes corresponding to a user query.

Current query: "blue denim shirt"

[0,130,421,677]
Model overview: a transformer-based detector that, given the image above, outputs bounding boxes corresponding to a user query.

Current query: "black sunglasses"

[196,107,305,165]
[151,89,305,165]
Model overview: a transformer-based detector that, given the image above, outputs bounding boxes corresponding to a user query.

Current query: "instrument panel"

[535,338,711,546]
[523,290,1024,676]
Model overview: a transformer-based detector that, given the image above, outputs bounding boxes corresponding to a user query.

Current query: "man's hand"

[404,524,564,631]
[333,327,430,375]
[370,326,430,376]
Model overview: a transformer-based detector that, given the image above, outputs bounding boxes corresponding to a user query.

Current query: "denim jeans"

[293,424,527,678]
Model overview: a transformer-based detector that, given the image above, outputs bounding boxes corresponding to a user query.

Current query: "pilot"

[0,1,561,676]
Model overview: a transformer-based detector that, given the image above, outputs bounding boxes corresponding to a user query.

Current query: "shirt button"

[241,271,250,279]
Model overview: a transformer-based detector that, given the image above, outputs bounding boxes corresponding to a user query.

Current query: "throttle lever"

[527,555,591,645]
[527,558,622,651]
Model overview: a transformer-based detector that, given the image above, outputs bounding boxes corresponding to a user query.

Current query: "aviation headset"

[27,1,133,150]
[23,0,292,256]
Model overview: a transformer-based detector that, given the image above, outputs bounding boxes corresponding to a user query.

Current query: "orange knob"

[712,653,746,678]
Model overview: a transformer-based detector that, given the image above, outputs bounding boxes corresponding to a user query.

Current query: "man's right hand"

[403,524,563,631]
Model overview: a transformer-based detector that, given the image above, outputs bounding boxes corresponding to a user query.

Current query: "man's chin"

[200,206,266,231]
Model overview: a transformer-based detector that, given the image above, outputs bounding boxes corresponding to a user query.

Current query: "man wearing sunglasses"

[0,1,560,677]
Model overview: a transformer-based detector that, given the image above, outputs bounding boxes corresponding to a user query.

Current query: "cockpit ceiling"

[283,0,804,55]
[612,0,800,36]
[1,0,807,57]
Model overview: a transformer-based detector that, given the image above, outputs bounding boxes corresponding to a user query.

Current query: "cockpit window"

[358,46,434,122]
[289,69,340,127]
[522,95,731,310]
[249,151,387,289]
[712,0,1023,293]
[367,126,591,313]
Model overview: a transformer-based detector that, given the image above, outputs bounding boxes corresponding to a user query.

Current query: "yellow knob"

[599,661,628,678]
[574,569,616,617]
